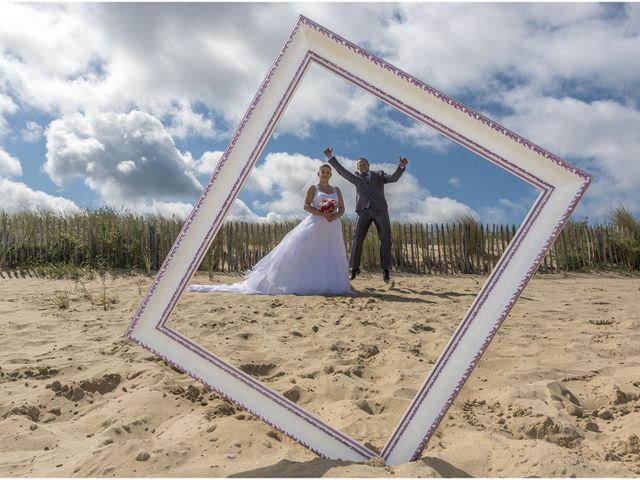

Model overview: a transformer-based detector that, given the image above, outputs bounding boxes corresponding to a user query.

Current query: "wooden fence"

[1,211,638,275]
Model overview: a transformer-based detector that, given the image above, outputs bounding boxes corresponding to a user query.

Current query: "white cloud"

[0,177,78,213]
[246,152,322,195]
[275,64,381,139]
[500,95,640,219]
[20,121,43,142]
[468,198,534,226]
[45,110,202,201]
[116,160,136,174]
[246,152,328,214]
[375,4,640,96]
[0,94,18,137]
[165,100,224,140]
[375,115,453,152]
[0,147,22,176]
[193,151,223,177]
[0,4,109,116]
[0,4,260,136]
[39,112,227,219]
[498,197,528,213]
[129,199,194,220]
[480,206,509,225]
[226,198,291,224]
[226,198,261,222]
[403,196,476,225]
[2,3,638,150]
[448,177,461,188]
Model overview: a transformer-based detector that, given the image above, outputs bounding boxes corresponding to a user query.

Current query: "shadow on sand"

[350,288,436,304]
[228,458,354,478]
[229,456,472,478]
[419,456,473,477]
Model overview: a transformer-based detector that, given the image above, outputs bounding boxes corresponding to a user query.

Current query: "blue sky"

[0,3,638,225]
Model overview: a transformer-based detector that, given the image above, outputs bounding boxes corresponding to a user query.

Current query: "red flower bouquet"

[319,198,338,214]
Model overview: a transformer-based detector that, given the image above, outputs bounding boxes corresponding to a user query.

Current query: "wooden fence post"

[409,224,416,272]
[439,223,448,274]
[2,214,7,270]
[489,224,496,271]
[434,224,442,274]
[428,224,435,275]
[559,228,568,272]
[461,223,468,273]
[418,223,426,274]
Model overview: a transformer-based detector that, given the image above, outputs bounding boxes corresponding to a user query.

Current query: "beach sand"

[1,271,639,477]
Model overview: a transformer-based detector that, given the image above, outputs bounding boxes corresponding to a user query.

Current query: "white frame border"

[126,16,591,466]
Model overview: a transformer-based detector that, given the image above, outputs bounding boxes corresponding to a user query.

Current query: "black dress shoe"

[350,268,360,280]
[383,269,390,283]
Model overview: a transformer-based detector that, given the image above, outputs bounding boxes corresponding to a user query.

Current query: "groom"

[324,147,408,283]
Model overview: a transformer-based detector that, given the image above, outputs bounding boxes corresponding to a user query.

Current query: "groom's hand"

[323,147,333,159]
[399,156,409,168]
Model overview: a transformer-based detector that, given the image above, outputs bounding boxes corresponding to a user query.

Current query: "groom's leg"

[351,213,373,271]
[373,212,392,271]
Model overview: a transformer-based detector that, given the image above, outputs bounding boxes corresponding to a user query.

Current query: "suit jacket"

[328,156,405,213]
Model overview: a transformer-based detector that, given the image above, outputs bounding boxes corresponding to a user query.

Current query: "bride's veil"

[301,168,320,194]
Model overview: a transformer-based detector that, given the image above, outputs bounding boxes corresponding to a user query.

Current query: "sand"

[0,270,639,477]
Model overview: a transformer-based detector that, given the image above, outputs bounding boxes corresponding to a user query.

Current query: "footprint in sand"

[355,399,374,415]
[2,404,41,422]
[50,373,122,400]
[409,322,435,334]
[357,344,380,359]
[283,386,302,403]
[80,373,121,395]
[204,400,237,419]
[238,362,277,377]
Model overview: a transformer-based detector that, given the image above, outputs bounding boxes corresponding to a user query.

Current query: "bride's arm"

[329,187,346,222]
[303,186,328,217]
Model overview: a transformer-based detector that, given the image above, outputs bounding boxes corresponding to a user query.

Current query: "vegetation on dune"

[607,205,640,270]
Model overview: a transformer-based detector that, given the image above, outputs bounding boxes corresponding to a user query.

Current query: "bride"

[188,163,352,295]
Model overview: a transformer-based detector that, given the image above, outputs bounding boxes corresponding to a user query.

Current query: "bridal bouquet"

[319,198,338,214]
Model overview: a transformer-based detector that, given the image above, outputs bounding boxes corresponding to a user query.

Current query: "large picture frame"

[126,15,591,466]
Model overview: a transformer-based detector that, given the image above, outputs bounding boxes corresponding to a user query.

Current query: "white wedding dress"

[188,186,352,295]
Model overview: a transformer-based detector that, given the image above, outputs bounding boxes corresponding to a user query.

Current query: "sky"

[0,3,638,225]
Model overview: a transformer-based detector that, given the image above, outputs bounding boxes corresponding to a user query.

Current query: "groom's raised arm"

[323,147,357,184]
[382,156,409,184]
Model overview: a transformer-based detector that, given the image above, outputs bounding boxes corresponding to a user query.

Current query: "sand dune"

[1,271,639,477]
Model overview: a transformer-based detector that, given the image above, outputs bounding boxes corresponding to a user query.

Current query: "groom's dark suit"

[328,156,405,273]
